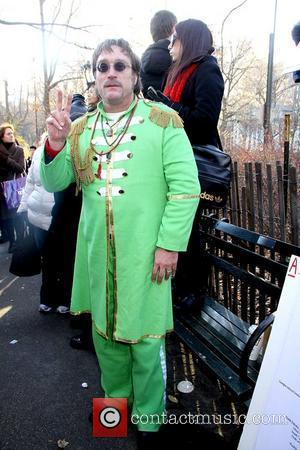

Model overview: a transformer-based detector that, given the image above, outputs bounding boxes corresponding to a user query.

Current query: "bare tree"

[39,0,86,118]
[2,80,29,127]
[217,39,258,147]
[0,0,96,124]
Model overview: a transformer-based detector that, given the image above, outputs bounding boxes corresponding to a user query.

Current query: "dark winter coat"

[0,142,25,182]
[70,94,87,122]
[0,141,25,220]
[141,39,172,98]
[167,56,224,147]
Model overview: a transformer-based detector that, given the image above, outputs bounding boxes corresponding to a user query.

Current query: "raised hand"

[46,89,72,150]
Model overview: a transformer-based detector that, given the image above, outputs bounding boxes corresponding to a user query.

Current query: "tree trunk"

[39,0,50,120]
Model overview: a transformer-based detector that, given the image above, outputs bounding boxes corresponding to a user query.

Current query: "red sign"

[92,398,128,437]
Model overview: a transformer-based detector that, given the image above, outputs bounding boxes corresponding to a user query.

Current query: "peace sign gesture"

[46,89,72,151]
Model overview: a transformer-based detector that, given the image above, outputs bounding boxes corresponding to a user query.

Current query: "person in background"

[141,10,177,98]
[291,21,300,83]
[69,85,100,351]
[147,19,224,307]
[44,93,88,315]
[86,82,100,111]
[40,38,200,448]
[0,123,25,252]
[17,139,56,313]
[26,145,37,171]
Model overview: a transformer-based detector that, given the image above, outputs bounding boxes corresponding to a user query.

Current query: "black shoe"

[70,334,93,351]
[137,431,160,450]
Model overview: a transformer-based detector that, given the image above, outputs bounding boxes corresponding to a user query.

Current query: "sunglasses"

[96,61,131,73]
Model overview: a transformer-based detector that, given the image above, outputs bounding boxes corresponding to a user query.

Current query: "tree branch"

[49,76,83,90]
[0,19,96,32]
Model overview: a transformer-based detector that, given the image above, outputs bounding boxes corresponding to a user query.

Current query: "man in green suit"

[41,38,200,446]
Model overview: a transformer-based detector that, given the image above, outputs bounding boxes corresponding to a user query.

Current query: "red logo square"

[93,398,128,437]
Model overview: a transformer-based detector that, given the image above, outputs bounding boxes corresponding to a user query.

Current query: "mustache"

[104,81,122,87]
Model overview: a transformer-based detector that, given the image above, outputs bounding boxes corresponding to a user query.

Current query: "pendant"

[96,162,102,179]
[106,128,113,138]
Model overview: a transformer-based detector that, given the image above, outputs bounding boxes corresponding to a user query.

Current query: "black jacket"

[141,39,172,98]
[0,142,25,182]
[70,94,87,122]
[167,56,224,147]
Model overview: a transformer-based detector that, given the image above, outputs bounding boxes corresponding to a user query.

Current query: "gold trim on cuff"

[167,194,200,200]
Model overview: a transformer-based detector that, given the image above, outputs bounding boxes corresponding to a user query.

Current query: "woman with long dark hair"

[0,123,25,252]
[148,19,224,305]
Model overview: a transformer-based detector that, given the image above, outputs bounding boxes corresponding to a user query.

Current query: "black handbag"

[193,144,232,209]
[9,223,41,277]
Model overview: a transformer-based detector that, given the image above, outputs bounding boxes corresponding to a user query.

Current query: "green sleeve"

[156,124,200,252]
[40,141,75,193]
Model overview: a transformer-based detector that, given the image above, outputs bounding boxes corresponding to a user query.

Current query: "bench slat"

[201,232,288,277]
[174,319,253,399]
[213,220,276,248]
[177,313,259,385]
[209,255,281,298]
[200,309,248,347]
[203,296,249,334]
[180,310,245,353]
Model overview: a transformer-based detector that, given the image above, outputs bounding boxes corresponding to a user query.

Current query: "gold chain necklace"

[103,114,126,139]
[101,114,127,147]
[89,99,138,178]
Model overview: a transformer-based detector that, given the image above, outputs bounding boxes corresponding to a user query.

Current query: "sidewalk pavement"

[0,242,243,450]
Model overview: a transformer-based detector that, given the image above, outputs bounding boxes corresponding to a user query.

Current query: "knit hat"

[70,94,87,122]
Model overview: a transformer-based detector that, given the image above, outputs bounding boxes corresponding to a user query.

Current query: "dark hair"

[166,19,214,86]
[150,10,177,42]
[0,122,14,140]
[92,38,141,95]
[292,22,300,45]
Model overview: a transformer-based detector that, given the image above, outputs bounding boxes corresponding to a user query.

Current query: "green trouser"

[92,246,167,432]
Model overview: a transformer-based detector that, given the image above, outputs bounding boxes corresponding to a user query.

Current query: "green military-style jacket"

[41,98,200,343]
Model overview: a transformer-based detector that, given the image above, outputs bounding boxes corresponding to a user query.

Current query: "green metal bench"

[174,215,300,401]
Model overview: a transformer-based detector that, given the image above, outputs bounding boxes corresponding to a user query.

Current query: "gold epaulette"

[69,113,96,194]
[69,108,98,137]
[149,105,183,128]
[69,114,88,138]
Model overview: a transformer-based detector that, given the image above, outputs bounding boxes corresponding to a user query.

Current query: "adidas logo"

[200,192,224,203]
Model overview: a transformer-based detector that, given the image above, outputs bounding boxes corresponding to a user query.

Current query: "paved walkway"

[0,242,244,449]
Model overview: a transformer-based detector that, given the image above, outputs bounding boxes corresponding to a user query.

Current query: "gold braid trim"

[167,194,201,200]
[69,114,97,193]
[149,105,183,128]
